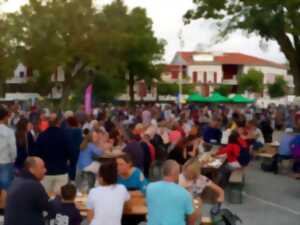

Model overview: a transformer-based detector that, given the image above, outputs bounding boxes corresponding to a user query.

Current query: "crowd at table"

[0,102,300,225]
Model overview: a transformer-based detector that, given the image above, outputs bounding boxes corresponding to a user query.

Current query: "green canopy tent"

[230,94,256,104]
[187,93,208,103]
[207,92,231,103]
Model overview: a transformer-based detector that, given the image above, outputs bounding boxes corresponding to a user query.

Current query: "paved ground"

[203,161,300,225]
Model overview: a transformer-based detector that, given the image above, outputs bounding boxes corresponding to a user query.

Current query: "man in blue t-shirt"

[146,160,198,225]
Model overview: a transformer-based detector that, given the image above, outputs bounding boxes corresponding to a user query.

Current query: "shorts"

[0,163,14,190]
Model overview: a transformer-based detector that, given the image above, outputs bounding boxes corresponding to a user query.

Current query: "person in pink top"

[168,123,183,145]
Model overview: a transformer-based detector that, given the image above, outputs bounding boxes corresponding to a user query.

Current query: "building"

[164,51,294,98]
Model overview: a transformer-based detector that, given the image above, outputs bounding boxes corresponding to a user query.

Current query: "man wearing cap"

[0,106,17,199]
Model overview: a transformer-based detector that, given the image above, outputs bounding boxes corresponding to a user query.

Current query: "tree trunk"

[128,72,135,105]
[274,33,300,95]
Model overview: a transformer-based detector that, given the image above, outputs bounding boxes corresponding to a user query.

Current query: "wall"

[187,65,223,83]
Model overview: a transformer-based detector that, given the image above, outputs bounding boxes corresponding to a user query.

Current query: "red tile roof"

[177,52,286,69]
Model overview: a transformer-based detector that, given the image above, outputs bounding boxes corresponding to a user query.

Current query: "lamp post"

[178,28,185,109]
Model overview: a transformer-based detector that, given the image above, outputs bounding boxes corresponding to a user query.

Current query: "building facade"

[165,51,293,98]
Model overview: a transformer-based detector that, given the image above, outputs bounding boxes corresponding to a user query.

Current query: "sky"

[0,0,286,64]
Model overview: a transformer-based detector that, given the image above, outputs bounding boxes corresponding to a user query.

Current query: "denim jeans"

[0,163,14,190]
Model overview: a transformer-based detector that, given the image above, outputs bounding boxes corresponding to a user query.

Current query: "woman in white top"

[87,159,130,225]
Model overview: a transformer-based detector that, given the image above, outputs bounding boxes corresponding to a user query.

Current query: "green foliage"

[268,76,288,98]
[157,82,196,96]
[184,0,300,94]
[214,84,231,96]
[237,69,264,93]
[0,0,164,103]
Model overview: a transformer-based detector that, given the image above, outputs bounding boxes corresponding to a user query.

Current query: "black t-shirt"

[50,200,82,225]
[168,147,187,165]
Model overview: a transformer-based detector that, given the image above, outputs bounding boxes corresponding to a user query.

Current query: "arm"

[87,209,94,223]
[8,131,17,162]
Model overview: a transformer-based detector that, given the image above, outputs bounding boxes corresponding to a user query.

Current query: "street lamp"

[178,28,185,109]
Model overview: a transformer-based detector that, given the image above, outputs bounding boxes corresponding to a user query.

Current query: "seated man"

[146,160,199,225]
[203,117,222,146]
[5,157,49,225]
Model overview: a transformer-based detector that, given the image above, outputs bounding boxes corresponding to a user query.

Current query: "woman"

[87,160,130,225]
[216,131,242,170]
[179,158,224,208]
[15,118,35,170]
[168,137,199,165]
[64,116,83,182]
[116,154,148,193]
[77,128,105,189]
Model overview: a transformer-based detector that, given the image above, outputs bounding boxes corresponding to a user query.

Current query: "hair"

[162,160,180,177]
[98,159,118,185]
[24,157,37,170]
[61,183,77,201]
[228,131,240,144]
[116,154,133,165]
[66,116,79,128]
[183,158,201,175]
[15,118,29,147]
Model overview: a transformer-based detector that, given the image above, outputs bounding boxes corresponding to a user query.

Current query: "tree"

[157,82,196,96]
[268,76,288,98]
[185,0,300,95]
[214,84,231,96]
[237,69,264,93]
[0,0,164,105]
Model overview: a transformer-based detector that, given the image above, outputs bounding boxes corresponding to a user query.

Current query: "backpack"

[261,158,278,174]
[211,206,242,225]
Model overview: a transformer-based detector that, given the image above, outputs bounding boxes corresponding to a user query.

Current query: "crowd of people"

[0,102,300,225]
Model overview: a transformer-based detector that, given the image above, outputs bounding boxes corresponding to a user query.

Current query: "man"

[35,114,75,193]
[5,157,49,225]
[203,117,222,145]
[146,160,198,225]
[0,106,16,199]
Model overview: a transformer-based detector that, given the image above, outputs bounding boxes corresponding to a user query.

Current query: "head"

[0,106,10,124]
[228,131,240,144]
[162,160,180,183]
[183,158,201,181]
[66,116,79,128]
[210,117,221,128]
[98,159,118,185]
[91,128,105,144]
[49,113,60,127]
[24,157,47,181]
[61,183,77,201]
[116,154,133,177]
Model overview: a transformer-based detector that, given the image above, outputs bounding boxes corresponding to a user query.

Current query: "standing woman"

[15,118,35,170]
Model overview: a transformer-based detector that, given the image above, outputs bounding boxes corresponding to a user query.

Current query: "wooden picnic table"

[49,191,147,217]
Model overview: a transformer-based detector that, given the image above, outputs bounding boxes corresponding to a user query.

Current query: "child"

[50,184,82,225]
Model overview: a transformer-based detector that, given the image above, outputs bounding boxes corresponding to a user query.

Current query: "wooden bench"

[228,169,245,204]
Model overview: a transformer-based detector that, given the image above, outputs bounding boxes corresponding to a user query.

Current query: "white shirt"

[0,124,17,164]
[87,184,130,225]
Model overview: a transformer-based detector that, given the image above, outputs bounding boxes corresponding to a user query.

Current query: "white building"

[165,51,293,100]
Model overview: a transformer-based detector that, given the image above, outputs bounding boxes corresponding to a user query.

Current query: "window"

[193,71,198,83]
[214,72,217,83]
[203,72,207,83]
